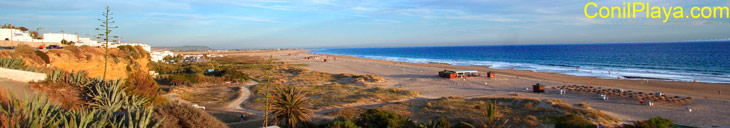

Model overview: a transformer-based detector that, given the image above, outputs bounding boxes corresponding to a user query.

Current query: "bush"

[34,50,50,64]
[328,120,361,128]
[625,117,674,128]
[153,103,227,128]
[14,44,35,55]
[124,69,161,101]
[356,109,417,128]
[555,114,596,128]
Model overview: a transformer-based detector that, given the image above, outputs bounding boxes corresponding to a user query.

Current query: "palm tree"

[460,101,509,128]
[270,86,313,128]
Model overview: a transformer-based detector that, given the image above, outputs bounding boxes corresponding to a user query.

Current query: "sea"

[309,41,730,84]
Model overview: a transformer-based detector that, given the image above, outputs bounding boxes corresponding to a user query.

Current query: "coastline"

[306,51,730,100]
[180,49,730,126]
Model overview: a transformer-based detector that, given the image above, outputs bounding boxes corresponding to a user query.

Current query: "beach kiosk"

[486,71,496,78]
[439,70,480,79]
[532,83,545,93]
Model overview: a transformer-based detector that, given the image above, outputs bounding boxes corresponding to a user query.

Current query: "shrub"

[65,45,82,55]
[34,50,50,64]
[625,117,674,128]
[14,44,35,55]
[124,69,161,101]
[419,117,450,128]
[153,103,227,128]
[328,120,361,128]
[356,109,417,128]
[555,114,596,128]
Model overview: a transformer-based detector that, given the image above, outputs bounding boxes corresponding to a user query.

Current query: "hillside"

[0,45,150,80]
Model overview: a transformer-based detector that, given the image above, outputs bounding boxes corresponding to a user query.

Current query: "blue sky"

[1,0,729,49]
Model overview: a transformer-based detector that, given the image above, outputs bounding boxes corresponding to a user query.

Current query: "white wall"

[43,33,78,43]
[150,51,174,62]
[112,43,151,52]
[0,28,35,42]
[0,67,47,82]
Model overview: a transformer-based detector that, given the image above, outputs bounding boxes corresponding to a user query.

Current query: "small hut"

[533,83,545,93]
[487,71,496,78]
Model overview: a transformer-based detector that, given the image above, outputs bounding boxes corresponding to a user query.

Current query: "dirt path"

[224,81,266,125]
[225,81,264,115]
[0,78,35,99]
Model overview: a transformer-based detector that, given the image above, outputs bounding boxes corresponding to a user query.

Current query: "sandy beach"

[181,49,730,127]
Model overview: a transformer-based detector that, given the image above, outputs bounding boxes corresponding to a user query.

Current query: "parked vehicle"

[46,45,62,49]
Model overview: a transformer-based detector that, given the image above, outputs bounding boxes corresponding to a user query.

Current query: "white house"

[150,51,174,62]
[43,33,78,43]
[75,37,102,47]
[110,42,151,52]
[1,28,37,42]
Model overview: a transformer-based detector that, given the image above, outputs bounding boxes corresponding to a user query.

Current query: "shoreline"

[309,51,729,84]
[302,50,730,100]
[203,49,730,126]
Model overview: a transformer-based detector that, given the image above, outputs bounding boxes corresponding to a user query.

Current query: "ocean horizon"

[310,41,730,84]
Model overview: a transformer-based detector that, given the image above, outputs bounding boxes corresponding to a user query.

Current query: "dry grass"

[28,81,86,109]
[327,97,620,127]
[45,47,150,80]
[153,102,228,128]
[546,99,619,124]
[245,83,419,110]
[170,84,239,107]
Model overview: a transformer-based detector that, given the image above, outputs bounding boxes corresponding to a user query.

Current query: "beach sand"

[181,49,730,127]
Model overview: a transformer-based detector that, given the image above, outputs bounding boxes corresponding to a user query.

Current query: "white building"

[150,51,174,62]
[1,28,39,42]
[42,33,78,43]
[110,42,151,52]
[75,37,102,47]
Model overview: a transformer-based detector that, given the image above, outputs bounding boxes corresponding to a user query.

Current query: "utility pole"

[62,30,65,43]
[37,27,44,47]
[9,24,13,46]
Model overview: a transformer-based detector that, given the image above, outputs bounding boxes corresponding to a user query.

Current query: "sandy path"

[224,81,266,125]
[0,78,35,99]
[225,81,264,115]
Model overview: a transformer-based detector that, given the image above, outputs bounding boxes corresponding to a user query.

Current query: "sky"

[1,0,730,49]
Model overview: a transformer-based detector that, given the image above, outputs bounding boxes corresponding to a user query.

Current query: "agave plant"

[61,109,109,128]
[0,92,64,128]
[0,57,26,69]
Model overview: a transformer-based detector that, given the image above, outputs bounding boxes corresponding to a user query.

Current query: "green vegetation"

[0,78,162,127]
[270,87,314,128]
[95,5,120,80]
[624,117,675,128]
[151,56,257,86]
[0,57,42,72]
[324,97,618,128]
[356,109,417,128]
[555,114,596,128]
[1,24,29,31]
[0,57,26,69]
[327,120,361,128]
